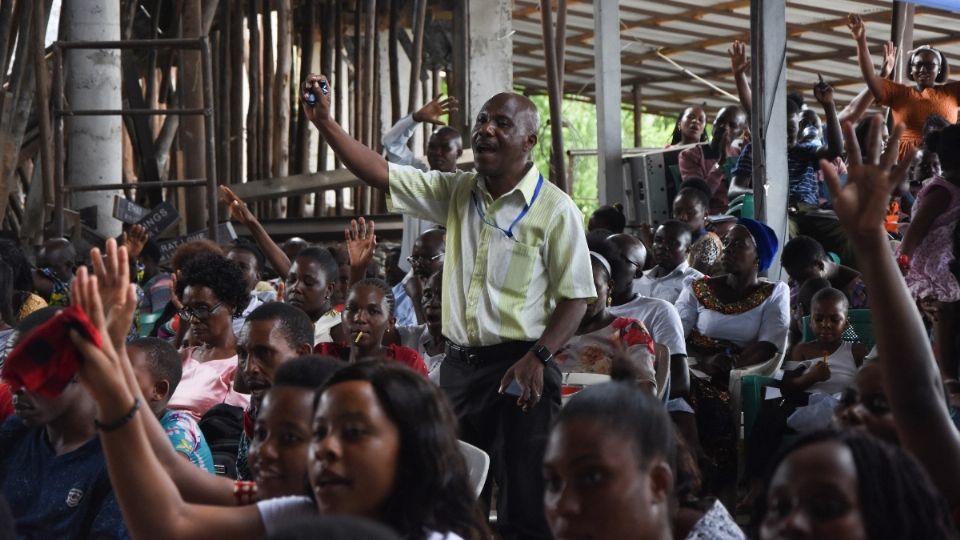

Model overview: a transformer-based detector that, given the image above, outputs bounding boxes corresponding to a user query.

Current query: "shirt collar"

[477,162,542,204]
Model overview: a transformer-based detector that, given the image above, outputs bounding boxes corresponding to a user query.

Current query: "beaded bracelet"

[233,481,258,505]
[95,398,141,432]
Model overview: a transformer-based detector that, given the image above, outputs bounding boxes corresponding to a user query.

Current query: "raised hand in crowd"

[728,40,750,76]
[301,74,389,191]
[88,239,139,348]
[822,115,960,508]
[345,217,377,286]
[412,95,460,126]
[220,185,292,278]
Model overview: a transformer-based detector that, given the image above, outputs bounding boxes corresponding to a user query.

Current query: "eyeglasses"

[406,252,444,267]
[179,302,225,322]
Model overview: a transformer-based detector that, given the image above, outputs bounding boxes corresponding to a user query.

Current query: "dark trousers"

[440,345,561,540]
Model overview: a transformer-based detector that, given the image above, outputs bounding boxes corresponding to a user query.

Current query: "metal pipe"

[54,108,207,116]
[55,37,205,49]
[64,180,209,192]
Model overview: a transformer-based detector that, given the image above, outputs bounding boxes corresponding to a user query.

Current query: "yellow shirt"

[389,162,596,346]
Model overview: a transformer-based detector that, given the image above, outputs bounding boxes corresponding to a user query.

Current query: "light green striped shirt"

[389,162,596,346]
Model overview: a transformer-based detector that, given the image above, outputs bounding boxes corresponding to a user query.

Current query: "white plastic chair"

[457,440,490,499]
[728,334,789,427]
[561,372,611,406]
[654,344,670,401]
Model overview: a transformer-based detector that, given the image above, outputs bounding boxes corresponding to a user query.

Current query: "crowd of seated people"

[4,14,960,538]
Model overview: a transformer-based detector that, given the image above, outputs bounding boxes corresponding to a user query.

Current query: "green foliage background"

[526,95,677,217]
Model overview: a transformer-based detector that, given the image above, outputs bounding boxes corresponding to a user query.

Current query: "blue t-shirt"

[0,417,131,539]
[392,280,418,327]
[734,142,821,206]
[161,410,215,473]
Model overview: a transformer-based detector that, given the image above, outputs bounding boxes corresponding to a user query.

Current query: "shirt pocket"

[487,234,542,299]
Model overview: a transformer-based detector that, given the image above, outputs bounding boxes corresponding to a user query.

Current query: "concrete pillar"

[594,0,623,205]
[466,0,513,124]
[62,0,122,238]
[750,0,788,280]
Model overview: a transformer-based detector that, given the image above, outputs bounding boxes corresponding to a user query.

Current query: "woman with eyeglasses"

[848,13,960,161]
[168,253,252,420]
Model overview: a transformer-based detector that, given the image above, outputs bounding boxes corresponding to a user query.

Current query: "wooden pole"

[247,0,261,184]
[539,0,566,190]
[555,0,567,91]
[274,0,292,182]
[318,0,332,171]
[262,1,275,208]
[388,0,401,124]
[408,0,427,116]
[353,1,361,141]
[230,0,244,185]
[33,0,54,206]
[182,0,208,231]
[363,0,376,148]
[333,0,343,169]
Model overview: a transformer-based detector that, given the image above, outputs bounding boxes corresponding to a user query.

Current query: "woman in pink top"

[678,106,746,214]
[168,253,251,419]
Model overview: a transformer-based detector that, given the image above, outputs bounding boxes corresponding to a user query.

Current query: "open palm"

[821,115,914,240]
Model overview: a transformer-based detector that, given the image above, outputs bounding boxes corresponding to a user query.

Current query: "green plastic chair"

[721,155,740,181]
[726,193,754,219]
[139,312,161,338]
[741,374,778,439]
[668,164,682,192]
[801,309,874,349]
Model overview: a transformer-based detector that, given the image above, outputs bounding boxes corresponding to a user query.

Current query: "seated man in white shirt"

[634,220,704,303]
[599,233,690,399]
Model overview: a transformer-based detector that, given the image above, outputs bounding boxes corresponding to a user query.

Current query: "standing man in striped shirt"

[302,74,596,539]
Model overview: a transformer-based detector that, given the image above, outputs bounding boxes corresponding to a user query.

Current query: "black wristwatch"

[530,344,554,364]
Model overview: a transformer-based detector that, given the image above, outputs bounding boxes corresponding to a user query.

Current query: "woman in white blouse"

[673,218,789,494]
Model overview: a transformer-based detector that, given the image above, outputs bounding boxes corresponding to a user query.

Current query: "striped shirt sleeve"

[388,162,465,225]
[542,201,597,302]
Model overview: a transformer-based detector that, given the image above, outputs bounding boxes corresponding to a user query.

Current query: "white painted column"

[62,0,122,238]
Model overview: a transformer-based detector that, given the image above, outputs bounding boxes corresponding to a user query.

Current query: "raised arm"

[383,95,459,169]
[303,74,389,191]
[88,240,243,506]
[71,261,265,540]
[345,217,377,286]
[838,41,896,125]
[221,186,292,278]
[728,40,752,118]
[823,116,960,508]
[847,14,886,103]
[813,80,843,162]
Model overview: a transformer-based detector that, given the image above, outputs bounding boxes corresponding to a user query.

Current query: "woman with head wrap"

[673,217,790,494]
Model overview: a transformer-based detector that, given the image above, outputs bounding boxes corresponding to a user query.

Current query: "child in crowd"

[744,288,866,503]
[129,337,215,473]
[899,124,960,383]
[315,278,428,375]
[634,220,704,304]
[673,179,723,275]
[782,288,868,399]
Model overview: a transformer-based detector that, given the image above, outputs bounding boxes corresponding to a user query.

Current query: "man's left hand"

[499,353,545,412]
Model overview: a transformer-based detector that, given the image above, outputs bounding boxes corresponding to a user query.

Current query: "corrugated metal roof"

[512,0,960,117]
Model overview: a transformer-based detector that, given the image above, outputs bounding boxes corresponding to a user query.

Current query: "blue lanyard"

[471,175,544,239]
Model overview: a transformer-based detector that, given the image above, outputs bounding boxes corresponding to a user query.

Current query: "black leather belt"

[445,341,535,367]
